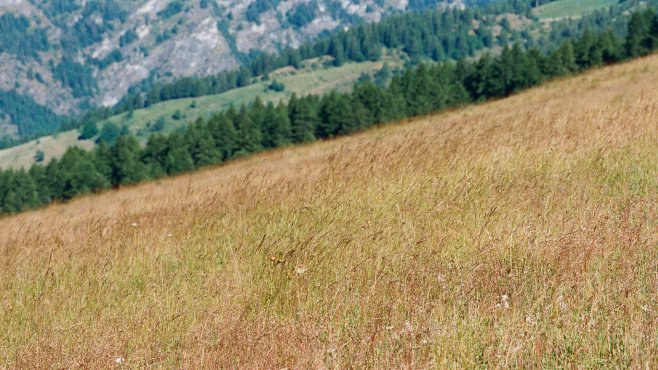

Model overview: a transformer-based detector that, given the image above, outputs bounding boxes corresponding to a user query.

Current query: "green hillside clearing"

[533,0,618,20]
[0,55,402,169]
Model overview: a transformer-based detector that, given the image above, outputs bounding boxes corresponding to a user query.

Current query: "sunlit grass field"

[533,0,618,20]
[0,54,656,368]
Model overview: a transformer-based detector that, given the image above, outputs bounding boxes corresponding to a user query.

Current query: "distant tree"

[58,147,108,199]
[186,120,222,167]
[29,165,52,204]
[92,141,113,180]
[164,132,194,175]
[233,106,263,155]
[97,122,121,145]
[207,113,238,160]
[110,136,147,185]
[625,11,651,58]
[0,169,39,213]
[141,134,169,178]
[79,121,99,140]
[152,117,166,132]
[34,150,45,163]
[288,94,317,143]
[268,79,285,92]
[261,102,292,148]
[374,63,392,88]
[328,36,346,67]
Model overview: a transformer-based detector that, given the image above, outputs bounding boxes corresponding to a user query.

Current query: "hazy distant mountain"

[0,0,469,139]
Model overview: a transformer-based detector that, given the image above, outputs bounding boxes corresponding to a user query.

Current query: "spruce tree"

[110,135,147,185]
[262,102,292,148]
[59,147,108,199]
[233,105,263,155]
[207,114,238,161]
[164,132,194,175]
[141,134,170,178]
[625,11,650,58]
[288,94,317,143]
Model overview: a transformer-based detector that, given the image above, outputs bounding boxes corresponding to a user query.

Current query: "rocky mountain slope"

[0,0,466,139]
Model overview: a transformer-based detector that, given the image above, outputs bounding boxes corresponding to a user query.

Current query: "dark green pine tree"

[625,11,650,58]
[29,164,52,205]
[262,102,292,148]
[648,11,658,50]
[544,41,577,77]
[233,105,263,155]
[186,121,222,167]
[352,82,389,124]
[0,169,39,213]
[92,141,114,181]
[164,132,194,175]
[288,94,317,144]
[79,121,99,140]
[598,31,623,64]
[318,93,361,137]
[507,44,541,93]
[207,113,237,161]
[141,134,170,178]
[110,135,147,185]
[58,147,109,199]
[328,36,346,67]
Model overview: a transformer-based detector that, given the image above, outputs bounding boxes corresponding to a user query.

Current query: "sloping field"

[0,55,656,367]
[533,0,617,20]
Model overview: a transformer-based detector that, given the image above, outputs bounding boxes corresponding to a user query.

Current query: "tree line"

[1,9,656,215]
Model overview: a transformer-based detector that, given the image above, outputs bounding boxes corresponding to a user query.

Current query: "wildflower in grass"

[115,357,125,364]
[496,294,510,309]
[403,321,413,334]
[131,222,138,227]
[295,265,307,274]
[557,295,568,312]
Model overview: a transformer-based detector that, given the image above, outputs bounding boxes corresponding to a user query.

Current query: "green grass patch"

[533,0,617,20]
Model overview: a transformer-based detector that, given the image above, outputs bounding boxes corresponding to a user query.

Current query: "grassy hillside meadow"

[0,55,402,170]
[0,54,656,367]
[533,0,618,20]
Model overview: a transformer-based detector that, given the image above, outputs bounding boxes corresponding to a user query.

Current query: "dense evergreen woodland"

[1,9,657,215]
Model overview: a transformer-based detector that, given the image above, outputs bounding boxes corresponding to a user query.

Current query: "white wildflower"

[130,222,138,227]
[525,315,536,326]
[496,294,510,310]
[295,266,307,275]
[115,357,125,364]
[641,305,650,313]
[557,295,568,312]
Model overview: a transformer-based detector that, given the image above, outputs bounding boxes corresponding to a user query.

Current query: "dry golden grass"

[1,54,657,368]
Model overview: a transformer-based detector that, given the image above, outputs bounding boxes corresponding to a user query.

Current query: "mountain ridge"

[0,0,468,134]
